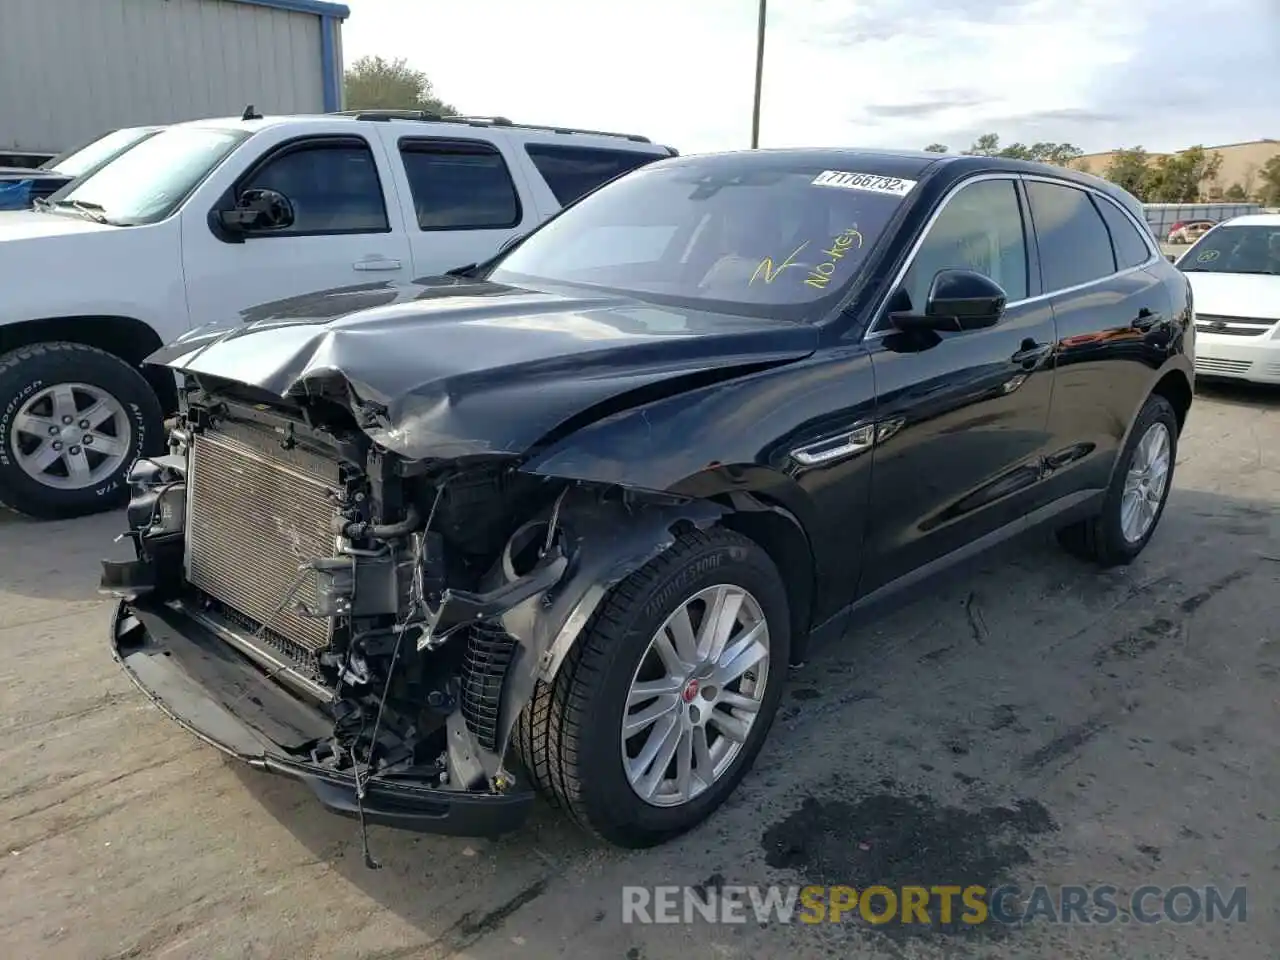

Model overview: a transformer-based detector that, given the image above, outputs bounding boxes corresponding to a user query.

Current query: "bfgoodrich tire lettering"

[1056,393,1179,567]
[515,527,790,848]
[0,342,164,520]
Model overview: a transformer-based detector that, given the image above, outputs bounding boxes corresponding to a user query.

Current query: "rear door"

[182,131,412,329]
[860,175,1058,593]
[376,128,537,277]
[1023,177,1171,499]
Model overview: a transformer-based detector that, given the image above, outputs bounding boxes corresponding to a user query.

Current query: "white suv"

[0,110,674,518]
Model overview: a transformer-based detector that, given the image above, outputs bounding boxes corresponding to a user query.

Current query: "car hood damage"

[106,276,818,853]
[146,277,818,460]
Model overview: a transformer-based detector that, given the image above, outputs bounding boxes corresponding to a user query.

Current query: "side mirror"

[890,269,1007,333]
[217,188,295,234]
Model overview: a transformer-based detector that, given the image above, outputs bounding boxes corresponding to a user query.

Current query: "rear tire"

[0,342,164,520]
[1055,393,1178,567]
[515,527,790,848]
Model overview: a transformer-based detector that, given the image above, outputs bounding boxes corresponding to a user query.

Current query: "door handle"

[1010,339,1052,369]
[353,257,402,272]
[1131,308,1163,331]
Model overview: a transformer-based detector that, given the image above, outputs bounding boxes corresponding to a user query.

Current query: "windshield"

[50,127,248,225]
[48,127,159,178]
[1180,224,1280,275]
[489,159,912,319]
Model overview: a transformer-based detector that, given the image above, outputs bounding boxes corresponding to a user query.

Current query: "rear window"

[525,144,661,206]
[1025,181,1117,291]
[491,159,916,320]
[399,139,521,230]
[1095,198,1153,270]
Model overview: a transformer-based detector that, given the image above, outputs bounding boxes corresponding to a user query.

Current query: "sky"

[340,0,1278,157]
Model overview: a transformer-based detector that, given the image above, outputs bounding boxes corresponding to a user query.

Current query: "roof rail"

[329,109,652,143]
[336,109,445,122]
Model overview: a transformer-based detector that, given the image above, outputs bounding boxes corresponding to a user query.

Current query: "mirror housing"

[217,188,295,235]
[890,269,1007,333]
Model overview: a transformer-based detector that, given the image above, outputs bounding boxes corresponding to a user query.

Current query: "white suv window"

[399,140,521,230]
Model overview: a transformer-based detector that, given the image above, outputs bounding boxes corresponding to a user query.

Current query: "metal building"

[0,0,350,161]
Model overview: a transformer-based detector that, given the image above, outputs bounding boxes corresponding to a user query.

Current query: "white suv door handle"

[353,257,402,271]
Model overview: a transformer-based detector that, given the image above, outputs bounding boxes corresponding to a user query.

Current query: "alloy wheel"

[1120,421,1171,543]
[621,584,771,808]
[9,382,133,490]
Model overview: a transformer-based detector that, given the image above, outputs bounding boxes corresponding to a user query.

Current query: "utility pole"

[750,0,766,148]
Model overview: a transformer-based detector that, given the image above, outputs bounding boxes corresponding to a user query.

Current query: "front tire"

[515,527,790,848]
[0,342,164,520]
[1056,393,1178,567]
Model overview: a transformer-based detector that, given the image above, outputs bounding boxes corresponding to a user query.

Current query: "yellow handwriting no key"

[752,240,809,284]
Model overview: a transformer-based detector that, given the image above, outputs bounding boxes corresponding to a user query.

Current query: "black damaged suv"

[104,148,1194,849]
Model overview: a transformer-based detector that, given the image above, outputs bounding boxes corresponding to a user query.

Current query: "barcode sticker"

[811,170,917,197]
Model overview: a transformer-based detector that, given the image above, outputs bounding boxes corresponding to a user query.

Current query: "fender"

[475,483,726,763]
[1105,357,1193,489]
[518,346,882,638]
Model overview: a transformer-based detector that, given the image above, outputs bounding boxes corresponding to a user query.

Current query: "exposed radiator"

[185,421,340,657]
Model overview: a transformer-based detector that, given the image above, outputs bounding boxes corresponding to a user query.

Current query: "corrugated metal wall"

[0,0,328,155]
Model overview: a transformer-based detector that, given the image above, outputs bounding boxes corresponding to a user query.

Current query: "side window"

[525,144,659,206]
[243,139,388,234]
[399,140,520,230]
[1025,181,1117,291]
[900,178,1029,312]
[1095,197,1153,270]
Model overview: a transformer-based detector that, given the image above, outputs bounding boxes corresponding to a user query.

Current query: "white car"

[1176,213,1280,384]
[0,110,674,518]
[1168,220,1215,244]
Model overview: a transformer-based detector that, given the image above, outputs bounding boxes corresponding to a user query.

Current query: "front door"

[860,176,1058,593]
[181,133,413,331]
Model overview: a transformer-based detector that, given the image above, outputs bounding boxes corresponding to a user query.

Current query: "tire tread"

[0,340,162,519]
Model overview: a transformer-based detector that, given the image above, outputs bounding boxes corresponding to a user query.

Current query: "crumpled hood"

[1184,271,1280,321]
[149,277,818,460]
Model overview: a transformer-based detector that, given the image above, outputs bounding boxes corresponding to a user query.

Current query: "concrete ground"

[1,381,1277,960]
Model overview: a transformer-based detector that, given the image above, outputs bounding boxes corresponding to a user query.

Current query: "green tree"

[343,55,457,115]
[1031,141,1084,166]
[1144,146,1223,203]
[1104,148,1152,200]
[1258,155,1280,206]
[1223,183,1248,201]
[960,133,1082,165]
[923,143,948,153]
[965,133,1002,156]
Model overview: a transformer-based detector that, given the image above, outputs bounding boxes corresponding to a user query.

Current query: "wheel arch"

[0,315,175,414]
[1150,367,1193,435]
[715,491,816,665]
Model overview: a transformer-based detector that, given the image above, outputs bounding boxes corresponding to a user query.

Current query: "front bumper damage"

[102,429,726,841]
[109,598,536,836]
